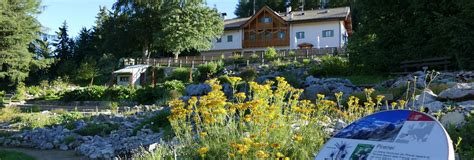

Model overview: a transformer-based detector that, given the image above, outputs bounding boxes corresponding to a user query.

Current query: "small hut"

[112,65,150,86]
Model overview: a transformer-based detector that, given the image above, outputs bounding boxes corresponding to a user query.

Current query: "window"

[322,30,334,37]
[216,37,222,43]
[227,35,233,42]
[265,31,272,39]
[296,32,305,39]
[259,17,272,23]
[119,76,129,82]
[248,33,256,41]
[278,31,285,39]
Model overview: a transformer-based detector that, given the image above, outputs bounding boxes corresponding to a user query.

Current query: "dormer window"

[260,17,272,23]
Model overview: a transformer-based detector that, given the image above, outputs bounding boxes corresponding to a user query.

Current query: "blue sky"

[37,0,238,37]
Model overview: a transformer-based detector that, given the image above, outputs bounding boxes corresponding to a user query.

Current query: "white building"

[113,65,150,86]
[203,6,352,56]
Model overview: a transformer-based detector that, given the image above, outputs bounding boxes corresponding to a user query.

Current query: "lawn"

[0,150,35,160]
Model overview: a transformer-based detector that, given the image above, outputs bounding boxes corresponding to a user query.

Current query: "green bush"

[27,86,43,97]
[13,113,61,129]
[63,136,76,144]
[13,82,27,101]
[134,87,164,105]
[168,68,191,82]
[288,50,296,57]
[197,61,224,81]
[103,86,135,101]
[76,122,119,136]
[310,55,349,76]
[61,86,107,101]
[217,75,231,84]
[134,110,171,134]
[448,116,474,159]
[240,67,258,82]
[108,102,119,113]
[264,47,278,59]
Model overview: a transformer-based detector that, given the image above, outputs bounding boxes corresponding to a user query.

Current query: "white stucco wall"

[340,21,348,47]
[289,21,342,49]
[210,30,242,50]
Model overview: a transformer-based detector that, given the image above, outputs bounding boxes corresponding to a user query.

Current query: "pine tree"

[0,0,42,85]
[53,21,74,60]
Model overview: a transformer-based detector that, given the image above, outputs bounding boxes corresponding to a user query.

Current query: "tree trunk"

[89,76,94,87]
[174,51,180,63]
[142,44,149,62]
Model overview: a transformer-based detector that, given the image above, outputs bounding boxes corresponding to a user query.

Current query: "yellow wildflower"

[270,143,280,149]
[242,137,253,145]
[244,115,252,122]
[317,94,325,100]
[197,147,209,155]
[293,134,303,142]
[376,95,385,102]
[228,153,236,157]
[199,132,208,138]
[335,92,343,100]
[276,152,285,158]
[188,96,198,105]
[255,150,269,158]
[235,92,246,101]
[391,102,397,109]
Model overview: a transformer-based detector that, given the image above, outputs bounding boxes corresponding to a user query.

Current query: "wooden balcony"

[242,39,290,48]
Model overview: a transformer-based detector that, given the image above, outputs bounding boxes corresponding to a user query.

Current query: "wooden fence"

[122,48,346,68]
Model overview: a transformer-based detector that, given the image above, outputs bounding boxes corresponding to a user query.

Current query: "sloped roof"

[224,6,350,30]
[113,65,149,74]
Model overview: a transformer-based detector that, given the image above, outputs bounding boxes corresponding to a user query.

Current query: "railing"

[121,48,346,68]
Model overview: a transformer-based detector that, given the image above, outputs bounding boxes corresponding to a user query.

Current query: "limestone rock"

[439,83,474,100]
[185,84,211,96]
[441,111,465,127]
[457,100,474,111]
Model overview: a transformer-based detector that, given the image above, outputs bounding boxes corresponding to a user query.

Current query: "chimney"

[286,0,293,19]
[221,13,227,20]
[285,0,292,14]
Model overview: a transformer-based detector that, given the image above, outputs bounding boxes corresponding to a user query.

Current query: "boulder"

[185,84,211,96]
[303,76,320,87]
[422,101,444,112]
[303,85,330,101]
[441,111,465,127]
[457,100,474,111]
[60,144,69,151]
[411,89,438,108]
[438,83,474,101]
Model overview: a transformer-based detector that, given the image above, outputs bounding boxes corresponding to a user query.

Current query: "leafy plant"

[239,67,258,82]
[264,47,277,59]
[168,68,192,82]
[166,77,382,159]
[197,61,223,81]
[134,110,171,133]
[63,135,76,144]
[13,82,27,101]
[447,116,474,159]
[76,122,119,136]
[310,55,349,76]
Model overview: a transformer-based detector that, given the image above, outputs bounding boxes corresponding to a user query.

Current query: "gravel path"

[0,147,88,160]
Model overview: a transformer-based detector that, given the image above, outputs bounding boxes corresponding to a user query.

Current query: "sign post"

[315,110,455,160]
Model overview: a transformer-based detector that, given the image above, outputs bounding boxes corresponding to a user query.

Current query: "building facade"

[203,6,352,56]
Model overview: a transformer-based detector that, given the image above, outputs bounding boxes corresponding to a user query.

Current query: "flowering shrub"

[167,77,385,159]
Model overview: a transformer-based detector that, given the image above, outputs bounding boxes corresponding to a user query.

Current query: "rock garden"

[1,55,474,159]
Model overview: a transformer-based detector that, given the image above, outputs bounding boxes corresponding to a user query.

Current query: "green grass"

[0,150,35,160]
[335,75,392,85]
